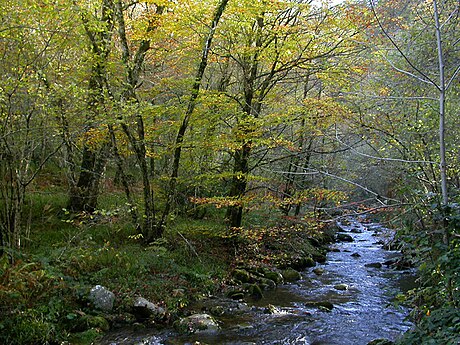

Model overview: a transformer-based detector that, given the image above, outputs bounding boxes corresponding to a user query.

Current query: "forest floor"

[0,189,339,344]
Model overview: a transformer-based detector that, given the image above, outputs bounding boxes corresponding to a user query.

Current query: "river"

[101,217,415,345]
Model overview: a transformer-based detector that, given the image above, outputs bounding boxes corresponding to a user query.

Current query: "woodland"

[0,0,459,344]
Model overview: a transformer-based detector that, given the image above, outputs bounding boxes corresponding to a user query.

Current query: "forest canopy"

[0,0,459,344]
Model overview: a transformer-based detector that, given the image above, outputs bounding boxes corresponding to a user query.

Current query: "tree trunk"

[226,143,251,228]
[68,0,114,213]
[434,0,448,208]
[158,0,230,232]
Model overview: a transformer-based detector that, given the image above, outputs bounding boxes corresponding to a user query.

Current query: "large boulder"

[176,313,220,335]
[281,268,302,282]
[88,285,115,312]
[132,297,166,322]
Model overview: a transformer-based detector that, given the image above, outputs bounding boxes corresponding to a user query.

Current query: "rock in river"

[281,268,302,282]
[313,268,325,275]
[336,233,354,242]
[176,313,220,335]
[334,283,349,291]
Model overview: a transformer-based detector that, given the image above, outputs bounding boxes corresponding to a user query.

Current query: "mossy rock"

[247,284,263,299]
[290,256,316,270]
[334,284,349,291]
[263,270,284,284]
[73,315,110,332]
[226,290,245,300]
[312,252,327,263]
[232,269,251,283]
[281,268,302,282]
[312,268,325,275]
[305,301,334,311]
[68,329,103,345]
[258,277,277,290]
[264,304,281,314]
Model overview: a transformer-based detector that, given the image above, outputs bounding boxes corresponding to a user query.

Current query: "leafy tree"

[0,0,75,254]
[205,0,359,227]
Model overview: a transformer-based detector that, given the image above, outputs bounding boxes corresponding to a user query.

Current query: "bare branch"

[335,128,437,165]
[369,0,440,90]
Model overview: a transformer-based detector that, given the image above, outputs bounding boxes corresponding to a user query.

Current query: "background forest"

[0,0,459,344]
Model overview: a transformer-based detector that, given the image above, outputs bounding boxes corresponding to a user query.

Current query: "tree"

[369,0,460,210]
[67,0,115,213]
[0,0,75,254]
[206,0,357,227]
[157,0,230,234]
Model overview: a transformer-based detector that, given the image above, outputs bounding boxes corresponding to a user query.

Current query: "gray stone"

[132,297,166,321]
[176,313,220,334]
[88,285,115,312]
[365,262,383,269]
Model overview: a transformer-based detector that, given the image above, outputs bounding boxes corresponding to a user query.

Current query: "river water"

[101,218,414,345]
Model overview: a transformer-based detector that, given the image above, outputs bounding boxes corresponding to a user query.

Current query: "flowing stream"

[102,218,415,345]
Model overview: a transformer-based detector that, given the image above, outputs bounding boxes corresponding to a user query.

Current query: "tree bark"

[434,0,448,207]
[68,0,114,213]
[157,0,230,232]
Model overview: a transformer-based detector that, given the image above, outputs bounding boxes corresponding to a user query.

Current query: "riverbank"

[99,217,415,344]
[0,205,337,345]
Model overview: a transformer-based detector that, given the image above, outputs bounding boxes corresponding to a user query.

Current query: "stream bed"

[101,218,415,345]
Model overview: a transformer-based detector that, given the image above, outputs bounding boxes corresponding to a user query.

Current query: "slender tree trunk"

[226,143,251,227]
[113,0,164,241]
[68,0,114,213]
[434,0,448,207]
[157,0,230,232]
[108,124,138,225]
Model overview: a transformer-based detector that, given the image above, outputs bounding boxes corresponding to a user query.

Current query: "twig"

[177,231,202,263]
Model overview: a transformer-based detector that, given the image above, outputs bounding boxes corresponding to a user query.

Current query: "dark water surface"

[101,218,414,345]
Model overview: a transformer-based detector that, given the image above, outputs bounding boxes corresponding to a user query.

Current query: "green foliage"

[0,256,70,345]
[396,201,460,344]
